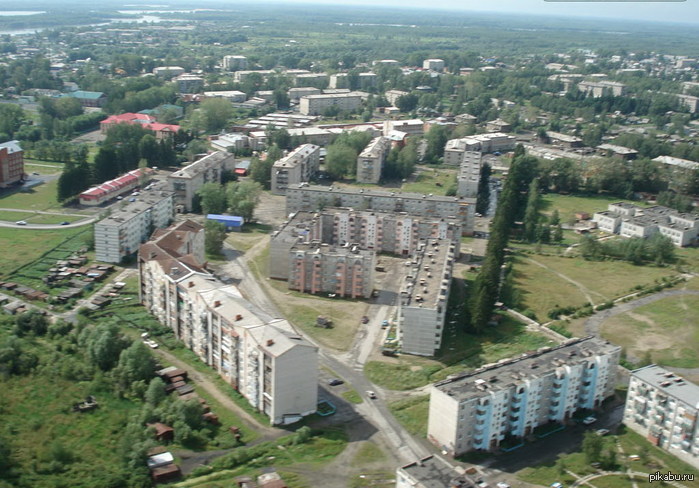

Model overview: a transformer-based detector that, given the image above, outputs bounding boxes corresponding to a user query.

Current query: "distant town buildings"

[422,59,445,71]
[385,90,409,106]
[356,136,391,184]
[624,365,699,469]
[100,113,181,140]
[285,184,475,236]
[138,221,318,425]
[444,134,515,160]
[174,74,204,94]
[428,337,621,456]
[593,202,699,247]
[95,183,174,263]
[578,80,627,98]
[271,144,321,195]
[153,66,185,78]
[168,152,235,212]
[597,143,638,160]
[0,140,24,188]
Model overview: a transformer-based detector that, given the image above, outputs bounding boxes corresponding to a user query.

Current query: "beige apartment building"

[456,151,483,199]
[168,151,235,212]
[299,93,363,115]
[271,144,321,195]
[428,337,620,456]
[356,136,391,184]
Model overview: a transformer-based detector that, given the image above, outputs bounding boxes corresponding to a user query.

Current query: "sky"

[268,0,699,25]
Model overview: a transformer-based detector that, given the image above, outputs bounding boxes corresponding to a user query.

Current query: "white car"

[143,339,159,349]
[15,220,27,225]
[582,416,597,425]
[497,483,510,488]
[366,390,377,399]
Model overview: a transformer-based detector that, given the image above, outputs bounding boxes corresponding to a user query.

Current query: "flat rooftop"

[401,239,454,308]
[97,184,172,227]
[399,456,474,488]
[434,337,620,402]
[288,183,475,204]
[631,365,699,408]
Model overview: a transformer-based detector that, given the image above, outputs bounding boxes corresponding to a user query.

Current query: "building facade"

[168,152,235,212]
[422,59,445,71]
[271,144,321,195]
[428,337,621,456]
[356,136,391,184]
[624,365,699,469]
[286,184,475,236]
[398,239,455,356]
[299,93,363,116]
[94,185,174,263]
[79,168,151,206]
[223,55,248,71]
[0,140,24,188]
[139,227,318,425]
[456,152,482,199]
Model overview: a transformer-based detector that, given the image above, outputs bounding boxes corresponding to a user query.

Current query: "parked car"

[60,221,70,226]
[497,483,510,488]
[15,220,27,225]
[595,429,610,436]
[366,390,377,399]
[381,320,389,328]
[582,416,597,425]
[328,378,344,386]
[361,316,369,324]
[551,483,564,488]
[32,171,40,175]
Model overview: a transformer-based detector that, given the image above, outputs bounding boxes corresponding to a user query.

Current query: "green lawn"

[401,167,456,195]
[341,389,363,404]
[0,178,63,211]
[600,295,699,368]
[539,194,640,224]
[0,226,87,277]
[351,441,386,467]
[0,210,81,224]
[225,223,272,254]
[388,395,430,438]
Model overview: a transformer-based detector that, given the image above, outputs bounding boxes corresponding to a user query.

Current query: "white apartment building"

[428,337,620,456]
[396,455,474,488]
[153,66,185,78]
[578,80,627,98]
[286,184,475,236]
[385,90,409,106]
[95,184,174,263]
[456,152,483,199]
[299,93,363,116]
[398,239,455,356]
[624,365,699,469]
[139,230,318,425]
[168,151,236,212]
[271,144,321,195]
[222,55,248,71]
[422,59,445,71]
[593,203,699,247]
[652,155,699,171]
[383,119,425,137]
[203,91,247,103]
[444,134,515,161]
[356,136,391,184]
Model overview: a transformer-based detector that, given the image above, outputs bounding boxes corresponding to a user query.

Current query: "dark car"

[328,379,344,386]
[60,221,70,226]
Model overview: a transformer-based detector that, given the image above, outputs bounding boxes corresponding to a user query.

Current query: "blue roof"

[207,214,244,226]
[235,160,251,170]
[70,90,105,99]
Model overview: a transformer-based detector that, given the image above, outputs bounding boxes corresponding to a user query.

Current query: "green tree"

[424,125,448,164]
[14,309,49,337]
[113,342,157,397]
[523,178,541,242]
[582,431,604,464]
[395,93,418,113]
[83,322,130,372]
[145,377,167,406]
[205,220,227,255]
[138,134,159,167]
[200,98,233,133]
[227,180,262,222]
[197,182,228,215]
[475,163,492,215]
[249,156,273,190]
[325,144,358,180]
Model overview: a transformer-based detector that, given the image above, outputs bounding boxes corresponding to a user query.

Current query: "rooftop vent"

[267,339,275,347]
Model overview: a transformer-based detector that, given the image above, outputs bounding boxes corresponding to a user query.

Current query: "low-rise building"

[652,155,699,171]
[203,91,247,103]
[168,152,236,212]
[547,131,583,148]
[398,239,455,356]
[139,225,318,425]
[428,337,621,456]
[0,140,24,188]
[396,455,474,488]
[271,144,321,195]
[153,66,185,78]
[624,365,699,469]
[597,144,638,160]
[100,113,180,140]
[485,119,512,133]
[66,90,106,107]
[356,136,391,184]
[383,119,425,137]
[288,87,321,102]
[95,184,174,263]
[422,59,445,71]
[79,168,151,206]
[385,90,409,106]
[299,92,363,116]
[286,184,475,236]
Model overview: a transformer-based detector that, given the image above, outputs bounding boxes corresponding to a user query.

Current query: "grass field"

[401,167,456,195]
[0,178,63,211]
[0,226,87,277]
[365,316,553,390]
[388,395,430,438]
[539,194,640,223]
[600,295,699,368]
[0,210,81,224]
[225,223,272,254]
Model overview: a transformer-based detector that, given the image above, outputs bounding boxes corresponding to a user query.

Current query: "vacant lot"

[600,295,699,368]
[0,226,87,276]
[225,223,272,254]
[0,178,62,211]
[388,395,430,438]
[539,194,640,223]
[401,166,456,195]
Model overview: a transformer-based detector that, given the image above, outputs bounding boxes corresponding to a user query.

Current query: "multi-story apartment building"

[95,184,174,263]
[299,92,363,116]
[396,455,474,488]
[168,151,235,212]
[0,140,24,188]
[624,365,699,469]
[269,208,462,279]
[398,239,455,356]
[456,152,482,199]
[422,59,445,71]
[593,203,699,247]
[428,337,621,456]
[287,241,375,299]
[286,183,475,236]
[288,87,321,102]
[175,74,204,94]
[385,90,409,106]
[293,73,328,88]
[153,66,185,78]
[222,55,248,71]
[271,144,321,195]
[139,225,318,425]
[578,80,627,98]
[356,136,391,184]
[383,119,425,137]
[444,134,515,160]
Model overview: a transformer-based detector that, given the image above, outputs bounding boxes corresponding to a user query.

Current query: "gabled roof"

[70,90,105,99]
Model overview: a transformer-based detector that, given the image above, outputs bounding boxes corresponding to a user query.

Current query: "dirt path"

[525,256,606,304]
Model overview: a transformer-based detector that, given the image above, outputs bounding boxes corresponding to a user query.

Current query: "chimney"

[188,281,194,288]
[235,314,243,321]
[214,300,221,307]
[267,339,274,347]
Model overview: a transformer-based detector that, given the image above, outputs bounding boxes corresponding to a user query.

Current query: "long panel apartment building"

[269,208,462,280]
[168,151,235,212]
[428,337,620,456]
[271,144,321,195]
[139,222,318,425]
[593,202,699,247]
[356,136,391,184]
[443,134,516,163]
[299,92,363,116]
[286,183,475,236]
[624,365,699,469]
[95,184,174,263]
[398,239,456,356]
